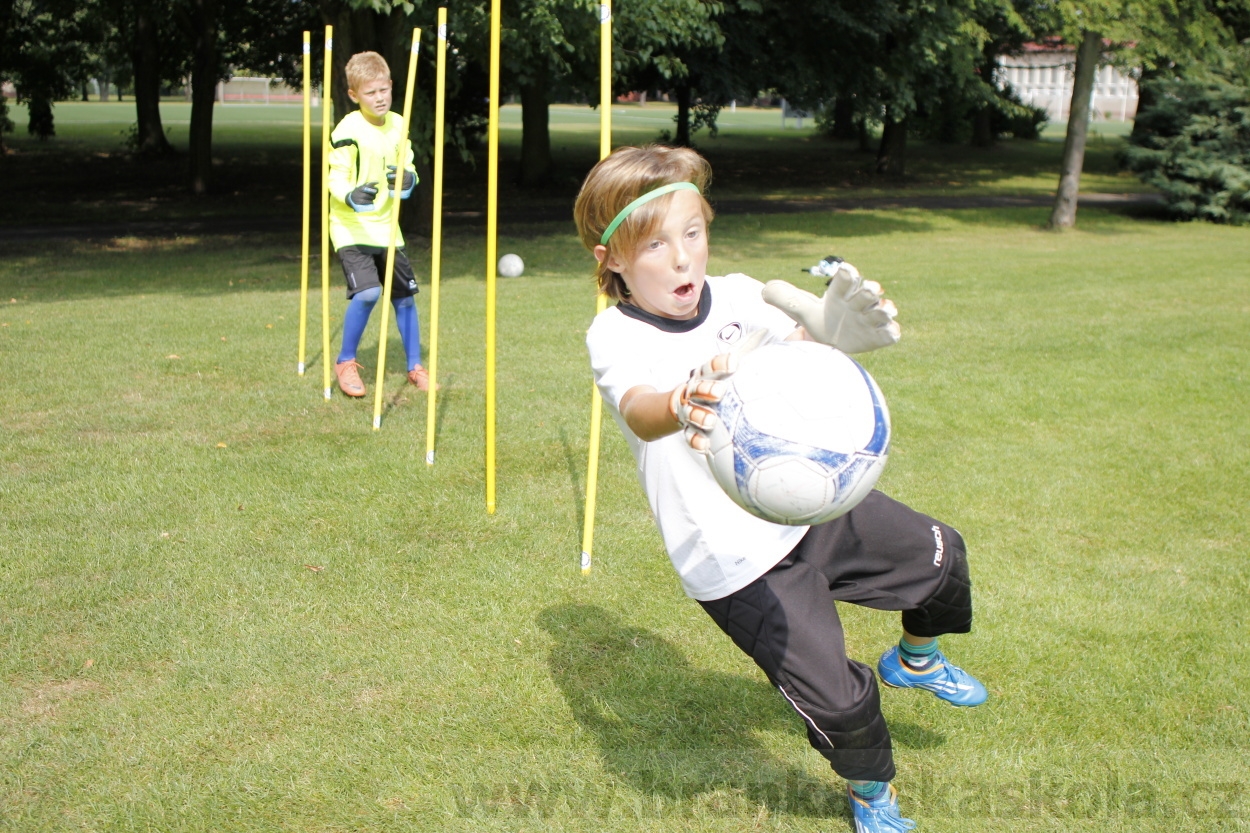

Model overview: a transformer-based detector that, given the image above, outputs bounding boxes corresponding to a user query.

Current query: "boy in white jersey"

[574,145,987,833]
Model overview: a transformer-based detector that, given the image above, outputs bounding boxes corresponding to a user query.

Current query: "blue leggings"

[337,287,422,370]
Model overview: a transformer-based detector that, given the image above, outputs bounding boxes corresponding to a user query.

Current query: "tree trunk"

[130,5,173,156]
[831,97,856,140]
[972,42,999,148]
[187,0,222,195]
[27,96,54,140]
[857,118,872,152]
[971,107,994,147]
[1048,29,1101,229]
[875,113,907,175]
[673,83,692,147]
[1130,65,1159,143]
[518,78,551,186]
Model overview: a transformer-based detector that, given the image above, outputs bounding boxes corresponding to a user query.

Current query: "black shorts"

[698,490,973,782]
[337,245,418,299]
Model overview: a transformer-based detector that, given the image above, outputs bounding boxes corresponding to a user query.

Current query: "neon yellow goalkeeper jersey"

[327,110,418,249]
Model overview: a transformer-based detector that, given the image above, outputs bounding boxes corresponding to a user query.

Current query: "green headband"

[599,182,701,245]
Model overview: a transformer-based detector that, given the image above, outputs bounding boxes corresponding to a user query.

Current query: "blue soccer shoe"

[848,784,916,833]
[877,645,987,707]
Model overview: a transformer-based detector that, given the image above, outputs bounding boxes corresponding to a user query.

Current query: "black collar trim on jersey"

[615,282,712,333]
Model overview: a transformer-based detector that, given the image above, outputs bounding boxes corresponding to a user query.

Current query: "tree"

[130,0,178,155]
[968,0,1034,147]
[759,0,992,175]
[495,0,598,185]
[1133,0,1250,140]
[1122,74,1250,223]
[1119,0,1250,222]
[612,0,728,148]
[1048,28,1102,227]
[1,0,103,140]
[764,0,899,148]
[453,0,723,183]
[0,0,18,150]
[180,0,223,194]
[174,0,318,194]
[1039,0,1233,228]
[870,0,990,174]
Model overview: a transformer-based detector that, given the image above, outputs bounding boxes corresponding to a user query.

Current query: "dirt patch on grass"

[19,678,106,722]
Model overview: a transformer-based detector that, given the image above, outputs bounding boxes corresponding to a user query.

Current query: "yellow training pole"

[599,2,612,162]
[320,25,334,400]
[425,8,448,465]
[485,0,501,513]
[298,31,312,376]
[372,27,422,430]
[580,1,612,575]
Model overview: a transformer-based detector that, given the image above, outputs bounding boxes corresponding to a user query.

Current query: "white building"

[996,42,1139,123]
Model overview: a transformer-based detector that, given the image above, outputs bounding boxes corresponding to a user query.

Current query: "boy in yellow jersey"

[326,51,430,396]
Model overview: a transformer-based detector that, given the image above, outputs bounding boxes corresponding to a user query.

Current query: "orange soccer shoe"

[335,359,367,397]
[407,365,439,391]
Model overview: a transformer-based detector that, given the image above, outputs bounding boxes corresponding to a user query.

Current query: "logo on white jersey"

[717,322,743,346]
[932,525,944,566]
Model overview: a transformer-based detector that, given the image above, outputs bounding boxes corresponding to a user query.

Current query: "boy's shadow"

[540,603,849,818]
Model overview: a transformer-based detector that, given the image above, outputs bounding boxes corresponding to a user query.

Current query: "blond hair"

[573,145,714,302]
[345,51,391,95]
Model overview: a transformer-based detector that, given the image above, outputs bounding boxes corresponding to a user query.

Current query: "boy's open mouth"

[674,282,696,299]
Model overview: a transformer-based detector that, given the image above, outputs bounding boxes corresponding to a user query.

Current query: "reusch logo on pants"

[932,525,944,566]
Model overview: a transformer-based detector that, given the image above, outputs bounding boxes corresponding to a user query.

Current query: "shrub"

[907,82,1048,144]
[991,84,1049,140]
[1121,77,1250,224]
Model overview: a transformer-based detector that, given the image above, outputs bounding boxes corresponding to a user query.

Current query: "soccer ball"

[703,340,890,525]
[498,253,525,277]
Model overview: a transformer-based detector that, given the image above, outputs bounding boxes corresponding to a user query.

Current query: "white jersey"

[586,273,809,601]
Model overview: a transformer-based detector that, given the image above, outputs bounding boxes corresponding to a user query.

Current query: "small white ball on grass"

[498,253,525,277]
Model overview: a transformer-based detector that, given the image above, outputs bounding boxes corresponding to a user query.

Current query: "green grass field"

[2,102,1249,832]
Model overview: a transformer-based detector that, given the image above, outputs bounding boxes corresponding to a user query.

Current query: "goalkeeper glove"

[346,182,379,212]
[762,261,900,354]
[386,165,416,198]
[668,329,769,451]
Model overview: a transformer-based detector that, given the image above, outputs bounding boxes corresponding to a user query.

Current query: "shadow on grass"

[538,603,946,818]
[0,234,310,303]
[713,209,939,247]
[1,107,1147,233]
[712,200,1168,253]
[557,425,587,535]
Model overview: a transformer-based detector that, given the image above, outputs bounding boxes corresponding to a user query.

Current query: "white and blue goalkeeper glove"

[668,329,769,450]
[763,261,900,354]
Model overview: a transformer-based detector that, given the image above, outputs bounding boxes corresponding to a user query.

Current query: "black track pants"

[698,490,973,782]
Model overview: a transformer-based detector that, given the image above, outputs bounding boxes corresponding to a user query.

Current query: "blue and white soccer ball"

[703,340,890,525]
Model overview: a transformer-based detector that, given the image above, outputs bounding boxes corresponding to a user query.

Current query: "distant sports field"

[1,101,1246,832]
